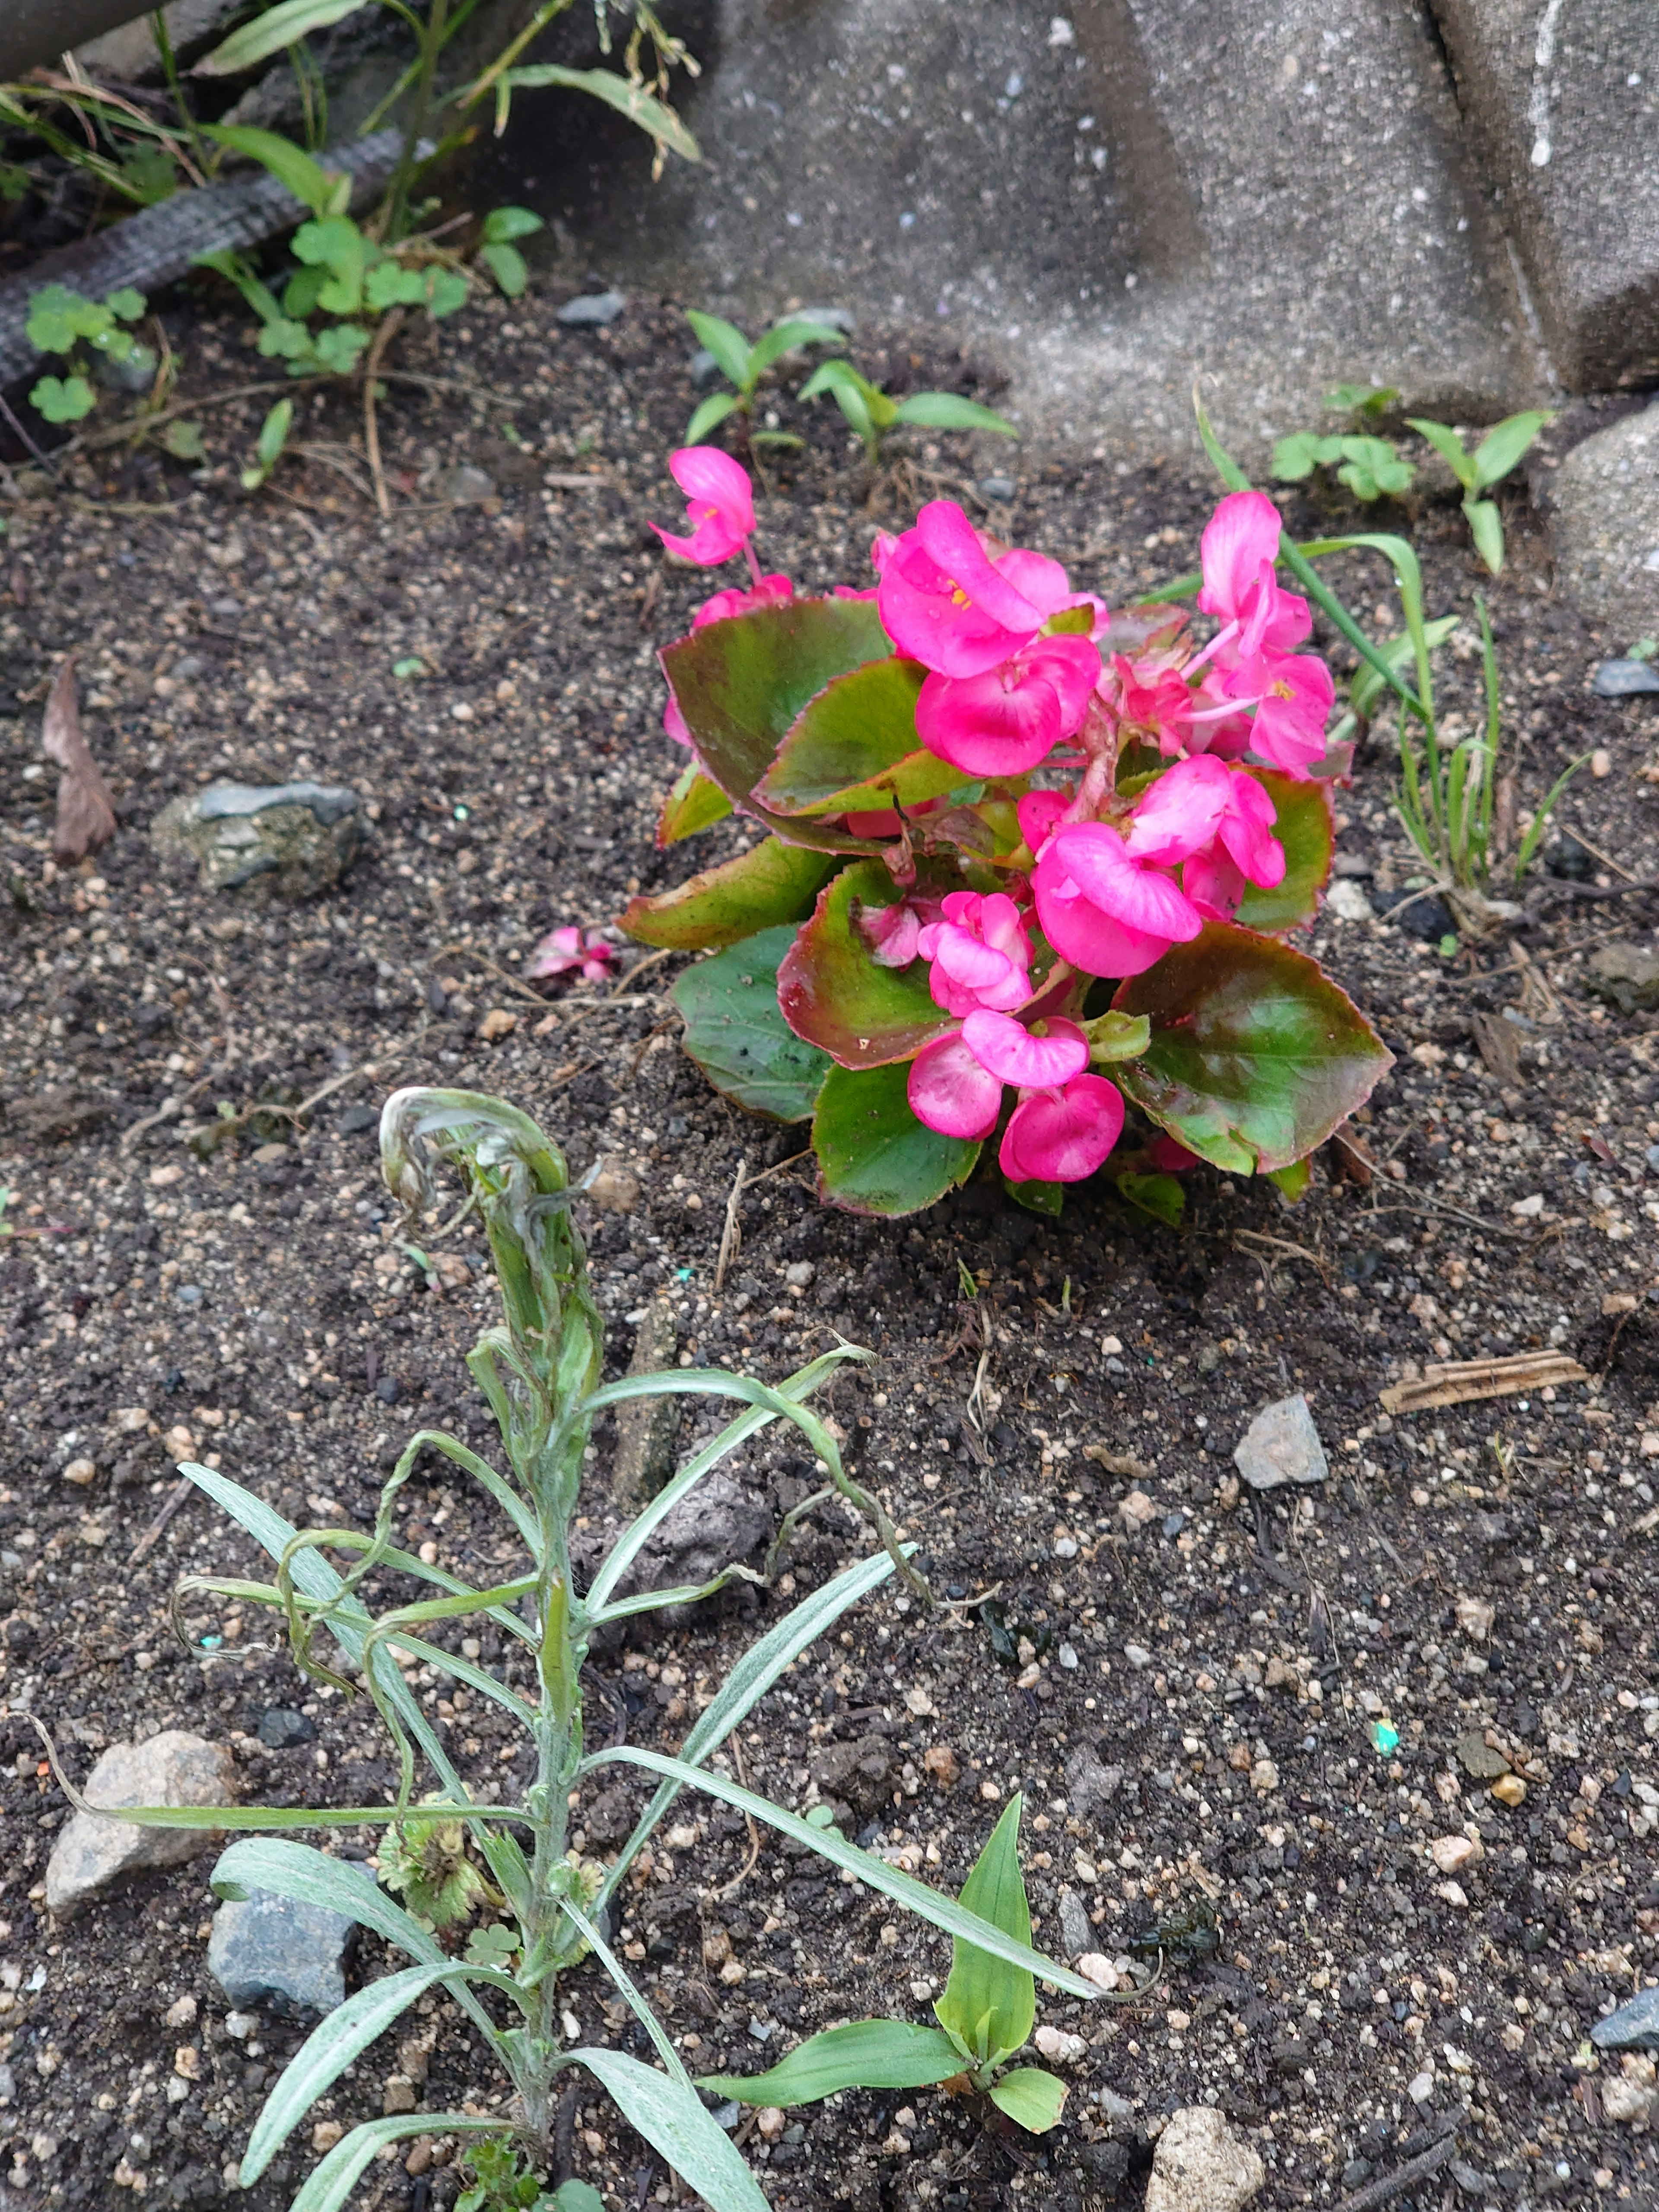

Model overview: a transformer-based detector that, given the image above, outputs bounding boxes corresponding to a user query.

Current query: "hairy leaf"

[569,2049,768,2211]
[290,2115,504,2212]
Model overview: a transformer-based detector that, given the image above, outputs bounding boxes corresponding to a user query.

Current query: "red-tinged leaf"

[758,657,960,817]
[813,1061,980,1217]
[778,861,955,1069]
[620,837,837,951]
[660,597,895,855]
[41,659,116,864]
[1113,923,1393,1175]
[1233,769,1333,935]
[657,762,733,846]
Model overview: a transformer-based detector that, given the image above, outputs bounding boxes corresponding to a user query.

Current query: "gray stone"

[551,0,1536,458]
[556,290,627,327]
[1058,1888,1094,1961]
[1586,942,1659,1016]
[1064,1743,1124,1814]
[1327,879,1376,924]
[1144,2107,1265,2212]
[1592,658,1659,698]
[434,463,496,505]
[256,1706,315,1750]
[1592,1986,1659,2053]
[574,1469,771,1628]
[1551,408,1659,636]
[151,780,363,896]
[1432,0,1659,388]
[809,1734,893,1817]
[46,1731,236,1920]
[207,1888,355,2017]
[610,1297,679,1505]
[1234,1395,1328,1490]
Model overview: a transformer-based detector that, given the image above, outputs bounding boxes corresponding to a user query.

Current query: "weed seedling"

[796,357,1017,464]
[684,310,849,444]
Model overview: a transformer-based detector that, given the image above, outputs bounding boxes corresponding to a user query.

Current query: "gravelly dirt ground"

[0,280,1657,2212]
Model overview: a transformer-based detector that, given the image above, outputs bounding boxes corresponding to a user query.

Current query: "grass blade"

[289,2114,505,2212]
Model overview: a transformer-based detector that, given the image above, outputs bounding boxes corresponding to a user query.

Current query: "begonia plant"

[623,438,1395,1220]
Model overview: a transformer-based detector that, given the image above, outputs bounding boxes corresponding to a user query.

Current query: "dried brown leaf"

[41,658,116,864]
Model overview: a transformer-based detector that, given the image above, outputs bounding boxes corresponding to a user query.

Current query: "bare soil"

[0,280,1657,2212]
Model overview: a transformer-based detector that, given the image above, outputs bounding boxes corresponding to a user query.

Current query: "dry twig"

[363,308,406,521]
[713,1157,747,1294]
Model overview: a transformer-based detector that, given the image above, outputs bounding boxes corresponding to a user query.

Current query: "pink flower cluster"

[649,448,1335,1188]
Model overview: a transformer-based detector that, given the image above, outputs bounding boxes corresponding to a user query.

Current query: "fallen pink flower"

[652,446,757,566]
[1001,1073,1125,1183]
[907,1031,1004,1141]
[877,500,1049,677]
[915,634,1101,777]
[916,892,1034,1014]
[524,926,617,984]
[1033,821,1203,978]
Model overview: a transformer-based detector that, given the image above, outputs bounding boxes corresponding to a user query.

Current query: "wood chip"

[1469,1009,1523,1087]
[1379,1350,1589,1414]
[41,657,117,864]
[1083,1444,1153,1479]
[1327,1124,1376,1187]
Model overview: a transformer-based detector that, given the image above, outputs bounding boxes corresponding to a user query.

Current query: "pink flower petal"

[878,501,1045,677]
[1181,846,1248,920]
[859,902,921,968]
[994,546,1076,618]
[1043,824,1204,941]
[669,446,756,530]
[691,573,792,629]
[1017,789,1068,858]
[907,1033,1004,1140]
[960,1011,1088,1088]
[999,1074,1124,1183]
[1124,754,1233,865]
[1197,491,1283,624]
[1239,651,1335,775]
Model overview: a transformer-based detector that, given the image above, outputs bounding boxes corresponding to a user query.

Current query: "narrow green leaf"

[582,1749,1101,1997]
[201,123,337,213]
[671,925,832,1119]
[934,1797,1034,2066]
[290,2115,505,2212]
[596,1543,899,1912]
[1469,409,1553,489]
[813,1060,980,1217]
[496,66,699,160]
[1464,496,1504,575]
[699,2021,964,2104]
[987,2067,1068,2133]
[569,2049,768,2211]
[685,310,755,390]
[778,861,956,1069]
[747,318,847,378]
[686,389,741,443]
[891,393,1017,438]
[242,1965,458,2182]
[620,836,836,951]
[1346,617,1459,724]
[657,762,734,845]
[1405,416,1477,489]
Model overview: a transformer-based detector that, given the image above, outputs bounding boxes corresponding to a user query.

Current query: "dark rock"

[1546,834,1595,880]
[256,1707,315,1750]
[1058,1888,1093,1960]
[1587,942,1659,1015]
[207,1888,355,2016]
[809,1734,894,1817]
[1375,887,1456,941]
[1591,1984,1659,2052]
[337,1103,379,1135]
[1065,1743,1124,1814]
[151,780,363,897]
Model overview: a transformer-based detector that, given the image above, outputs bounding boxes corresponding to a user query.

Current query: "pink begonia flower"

[858,898,926,968]
[916,893,1034,1015]
[662,572,794,744]
[524,926,616,984]
[1220,648,1335,777]
[1001,1073,1125,1184]
[1033,821,1203,978]
[915,634,1101,778]
[652,446,756,566]
[1106,653,1201,757]
[959,1010,1088,1088]
[1197,491,1310,655]
[1016,788,1069,859]
[876,501,1050,677]
[907,1031,1004,1140]
[1126,755,1285,887]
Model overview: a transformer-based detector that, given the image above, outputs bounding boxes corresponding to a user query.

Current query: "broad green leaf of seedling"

[365,261,429,312]
[464,1922,520,1968]
[934,1796,1036,2070]
[30,374,95,423]
[164,420,207,462]
[481,242,528,296]
[424,269,470,320]
[483,206,543,245]
[394,657,427,680]
[1325,382,1398,421]
[257,317,313,362]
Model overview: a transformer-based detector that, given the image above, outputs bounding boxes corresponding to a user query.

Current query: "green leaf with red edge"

[672,926,832,1122]
[813,1060,980,1216]
[657,763,733,846]
[1232,769,1333,935]
[661,597,895,854]
[778,861,955,1069]
[620,838,836,950]
[757,657,962,817]
[1112,923,1392,1175]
